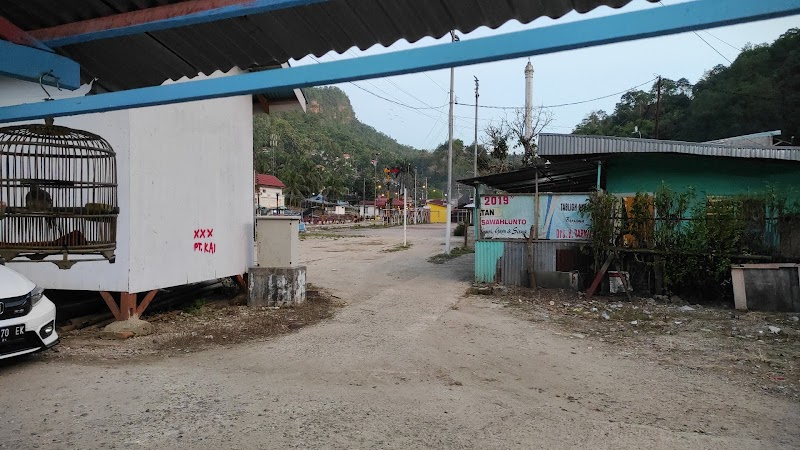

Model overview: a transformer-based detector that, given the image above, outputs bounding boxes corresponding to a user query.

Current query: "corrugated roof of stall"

[1,0,654,92]
[538,133,800,162]
[459,157,606,193]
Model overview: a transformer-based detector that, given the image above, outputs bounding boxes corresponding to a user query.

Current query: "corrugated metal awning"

[459,157,606,193]
[539,133,800,161]
[1,0,654,92]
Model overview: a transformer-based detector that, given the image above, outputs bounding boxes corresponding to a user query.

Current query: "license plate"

[0,324,25,342]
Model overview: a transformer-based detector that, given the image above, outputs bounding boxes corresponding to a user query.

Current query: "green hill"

[573,28,800,143]
[254,86,478,205]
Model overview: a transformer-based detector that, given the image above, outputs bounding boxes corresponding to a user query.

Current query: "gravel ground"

[1,224,798,449]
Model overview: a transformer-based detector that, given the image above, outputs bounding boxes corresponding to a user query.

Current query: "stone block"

[248,266,307,307]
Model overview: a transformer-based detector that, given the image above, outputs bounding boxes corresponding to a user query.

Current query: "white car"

[0,265,58,360]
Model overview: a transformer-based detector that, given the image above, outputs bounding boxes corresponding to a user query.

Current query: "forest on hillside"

[254,86,482,205]
[572,28,799,143]
[255,28,799,205]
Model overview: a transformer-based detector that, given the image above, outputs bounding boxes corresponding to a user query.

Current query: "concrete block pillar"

[248,266,307,307]
[249,216,306,307]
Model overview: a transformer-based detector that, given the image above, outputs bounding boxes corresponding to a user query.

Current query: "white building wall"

[1,72,254,293]
[127,93,253,293]
[257,187,284,209]
[359,205,376,217]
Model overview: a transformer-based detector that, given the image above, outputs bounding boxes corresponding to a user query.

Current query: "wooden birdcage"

[0,124,118,269]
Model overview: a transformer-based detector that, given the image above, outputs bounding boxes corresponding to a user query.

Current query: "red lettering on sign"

[483,195,511,206]
[207,228,213,238]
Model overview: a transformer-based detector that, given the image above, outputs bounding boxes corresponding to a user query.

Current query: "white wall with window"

[256,186,284,209]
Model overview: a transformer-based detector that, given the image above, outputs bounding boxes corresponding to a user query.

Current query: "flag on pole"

[371,159,377,166]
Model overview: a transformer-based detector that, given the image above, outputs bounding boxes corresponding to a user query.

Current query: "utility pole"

[413,168,417,225]
[373,157,377,201]
[373,152,379,215]
[446,30,458,254]
[403,188,408,246]
[473,76,479,178]
[654,76,662,140]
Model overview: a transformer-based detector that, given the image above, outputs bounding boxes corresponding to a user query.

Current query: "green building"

[539,133,800,204]
[459,133,800,288]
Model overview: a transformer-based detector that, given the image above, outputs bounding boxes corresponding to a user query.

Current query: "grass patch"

[428,246,474,264]
[183,298,207,315]
[351,223,388,229]
[383,243,412,253]
[300,233,365,240]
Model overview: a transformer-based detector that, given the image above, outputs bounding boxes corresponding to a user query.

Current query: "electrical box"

[256,216,299,267]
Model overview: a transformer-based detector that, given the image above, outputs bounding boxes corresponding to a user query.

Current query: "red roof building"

[255,174,285,188]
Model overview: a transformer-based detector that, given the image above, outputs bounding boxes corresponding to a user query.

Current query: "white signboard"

[479,195,534,239]
[479,194,590,240]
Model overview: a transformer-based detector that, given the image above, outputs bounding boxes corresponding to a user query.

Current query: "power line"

[309,54,446,111]
[345,48,446,107]
[423,72,449,93]
[701,30,742,52]
[658,0,734,64]
[693,32,733,64]
[454,77,658,110]
[305,54,475,142]
[422,93,450,145]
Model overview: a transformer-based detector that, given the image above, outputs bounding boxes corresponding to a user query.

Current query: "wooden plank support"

[136,290,158,316]
[233,274,247,291]
[0,16,51,51]
[256,95,270,114]
[614,260,633,301]
[119,292,137,320]
[525,225,537,289]
[586,254,614,299]
[2,0,798,123]
[99,291,121,320]
[31,0,329,47]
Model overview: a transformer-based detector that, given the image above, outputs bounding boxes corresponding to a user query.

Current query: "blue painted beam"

[0,39,81,90]
[2,0,798,123]
[33,0,329,48]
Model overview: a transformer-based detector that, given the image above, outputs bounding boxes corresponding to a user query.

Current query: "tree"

[572,28,800,143]
[481,107,553,172]
[507,107,554,166]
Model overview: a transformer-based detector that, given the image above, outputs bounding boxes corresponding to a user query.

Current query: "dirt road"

[1,225,798,449]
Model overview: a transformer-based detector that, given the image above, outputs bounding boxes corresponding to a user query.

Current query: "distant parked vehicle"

[265,206,301,216]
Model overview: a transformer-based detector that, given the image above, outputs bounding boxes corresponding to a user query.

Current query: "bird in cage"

[26,183,52,210]
[25,183,57,230]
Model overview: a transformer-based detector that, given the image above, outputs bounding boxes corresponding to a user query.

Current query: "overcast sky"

[291,0,798,151]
